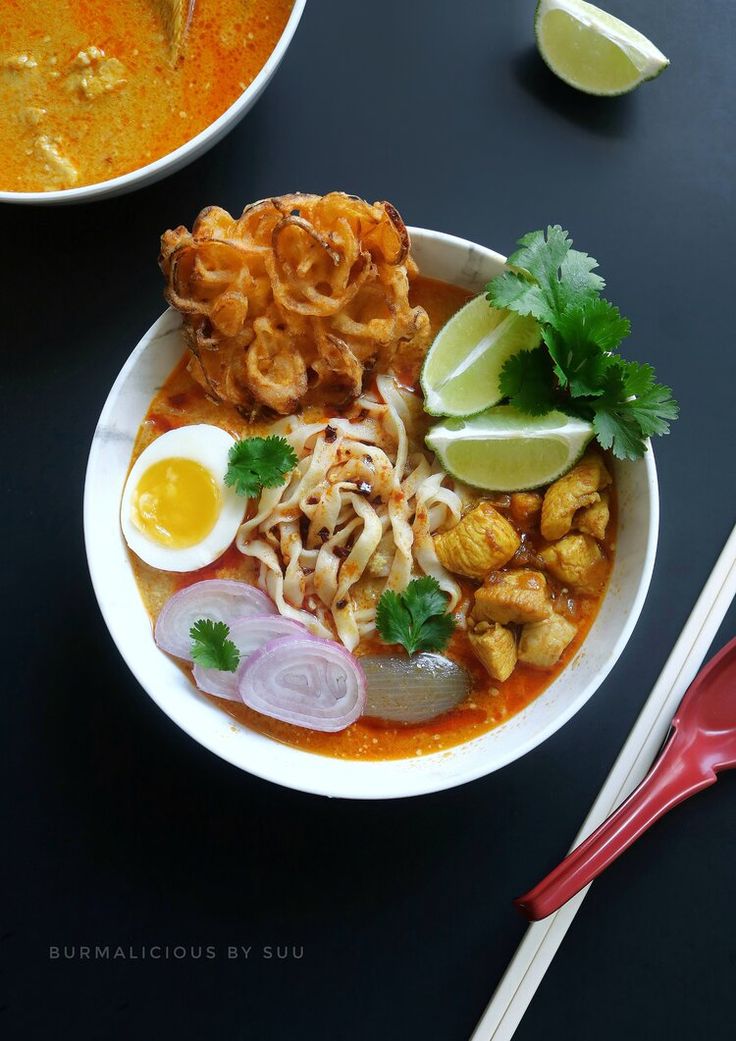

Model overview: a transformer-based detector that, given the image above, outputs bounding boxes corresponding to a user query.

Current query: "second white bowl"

[0,0,307,206]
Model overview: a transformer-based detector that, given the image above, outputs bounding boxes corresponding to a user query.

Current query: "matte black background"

[3,1,736,1038]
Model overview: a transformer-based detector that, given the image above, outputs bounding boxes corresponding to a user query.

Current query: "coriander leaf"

[411,613,456,655]
[590,360,679,460]
[225,436,298,498]
[375,576,456,656]
[592,403,646,461]
[479,225,678,456]
[486,226,604,326]
[499,346,561,415]
[617,362,679,437]
[628,387,679,439]
[401,575,450,628]
[542,325,608,398]
[542,297,629,397]
[189,619,240,672]
[560,297,631,352]
[613,360,658,400]
[557,396,595,423]
[374,590,407,647]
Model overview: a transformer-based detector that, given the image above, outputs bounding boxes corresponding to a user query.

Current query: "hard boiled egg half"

[121,424,245,572]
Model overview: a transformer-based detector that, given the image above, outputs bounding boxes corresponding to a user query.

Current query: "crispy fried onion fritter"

[159,192,431,414]
[235,376,469,650]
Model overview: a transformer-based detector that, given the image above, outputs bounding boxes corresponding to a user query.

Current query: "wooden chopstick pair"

[470,520,736,1041]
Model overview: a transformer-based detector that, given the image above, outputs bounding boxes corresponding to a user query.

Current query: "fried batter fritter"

[159,192,431,414]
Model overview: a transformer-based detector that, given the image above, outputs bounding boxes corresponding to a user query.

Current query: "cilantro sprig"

[225,436,298,498]
[486,226,678,460]
[190,619,240,672]
[375,576,456,656]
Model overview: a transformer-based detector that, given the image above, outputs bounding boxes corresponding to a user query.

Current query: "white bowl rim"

[84,224,660,799]
[0,0,307,205]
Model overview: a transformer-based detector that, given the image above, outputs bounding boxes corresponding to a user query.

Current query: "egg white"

[121,424,246,572]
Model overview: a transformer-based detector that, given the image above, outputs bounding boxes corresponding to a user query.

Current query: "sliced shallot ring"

[271,213,341,266]
[191,205,235,240]
[154,579,276,661]
[267,216,372,317]
[368,201,410,265]
[240,635,366,732]
[193,615,308,701]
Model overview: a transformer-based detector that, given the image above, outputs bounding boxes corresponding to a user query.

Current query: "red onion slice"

[193,616,308,701]
[154,579,276,661]
[240,636,366,732]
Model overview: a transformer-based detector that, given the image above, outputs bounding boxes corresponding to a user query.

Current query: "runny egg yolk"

[131,457,221,548]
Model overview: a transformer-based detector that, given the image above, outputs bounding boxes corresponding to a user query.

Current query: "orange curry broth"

[1,0,293,191]
[127,275,616,761]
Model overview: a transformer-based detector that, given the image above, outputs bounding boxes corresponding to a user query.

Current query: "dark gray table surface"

[3,1,736,1038]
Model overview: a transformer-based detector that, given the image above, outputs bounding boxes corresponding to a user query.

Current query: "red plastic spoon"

[515,636,736,922]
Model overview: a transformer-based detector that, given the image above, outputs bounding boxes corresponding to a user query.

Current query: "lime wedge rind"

[535,0,669,97]
[425,407,595,492]
[420,295,541,418]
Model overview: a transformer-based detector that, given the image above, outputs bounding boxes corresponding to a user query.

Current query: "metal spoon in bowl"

[515,635,736,921]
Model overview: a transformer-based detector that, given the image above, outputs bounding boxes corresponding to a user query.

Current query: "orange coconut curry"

[128,267,616,761]
[1,0,293,192]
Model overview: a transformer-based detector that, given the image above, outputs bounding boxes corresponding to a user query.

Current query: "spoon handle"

[514,733,717,921]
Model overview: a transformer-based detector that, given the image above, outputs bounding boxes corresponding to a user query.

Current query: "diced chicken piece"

[510,492,543,531]
[539,534,608,595]
[518,613,577,669]
[468,621,517,682]
[473,568,551,625]
[541,452,611,541]
[434,501,520,580]
[67,48,126,99]
[5,53,39,70]
[575,491,610,541]
[34,135,78,187]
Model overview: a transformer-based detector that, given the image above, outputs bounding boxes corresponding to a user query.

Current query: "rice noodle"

[235,376,469,650]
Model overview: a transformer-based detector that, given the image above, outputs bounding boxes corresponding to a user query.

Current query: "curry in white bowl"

[1,0,293,192]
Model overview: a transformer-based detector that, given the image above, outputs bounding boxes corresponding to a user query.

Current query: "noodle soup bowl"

[84,226,659,798]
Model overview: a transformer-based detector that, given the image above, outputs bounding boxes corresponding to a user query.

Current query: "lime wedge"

[426,407,594,491]
[535,0,669,96]
[420,294,540,417]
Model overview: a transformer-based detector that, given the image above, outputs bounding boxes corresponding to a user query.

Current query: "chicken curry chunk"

[575,491,610,541]
[539,534,608,595]
[434,501,520,580]
[468,621,517,682]
[541,452,611,542]
[518,613,577,669]
[510,492,543,531]
[473,568,551,625]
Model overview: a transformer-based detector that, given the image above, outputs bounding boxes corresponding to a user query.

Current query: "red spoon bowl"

[515,635,736,921]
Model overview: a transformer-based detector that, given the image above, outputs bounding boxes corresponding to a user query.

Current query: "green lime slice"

[425,406,594,491]
[420,294,540,417]
[535,0,669,96]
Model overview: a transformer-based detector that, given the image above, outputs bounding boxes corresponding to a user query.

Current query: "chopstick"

[470,519,736,1041]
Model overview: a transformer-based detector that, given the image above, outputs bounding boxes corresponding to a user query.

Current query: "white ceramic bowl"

[84,226,659,799]
[0,0,306,206]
